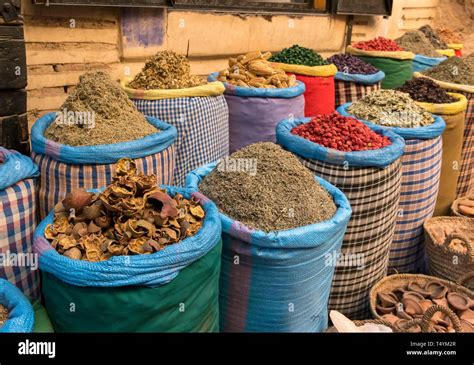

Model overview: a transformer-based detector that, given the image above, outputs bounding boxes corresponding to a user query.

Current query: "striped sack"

[131,96,229,186]
[334,80,381,107]
[0,179,40,299]
[186,162,352,332]
[456,92,474,198]
[337,104,446,274]
[389,137,443,273]
[275,117,405,320]
[31,114,177,219]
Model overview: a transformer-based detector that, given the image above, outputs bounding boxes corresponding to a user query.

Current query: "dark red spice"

[291,112,392,152]
[353,37,403,52]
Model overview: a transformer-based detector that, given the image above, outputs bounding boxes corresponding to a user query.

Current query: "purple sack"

[225,94,305,153]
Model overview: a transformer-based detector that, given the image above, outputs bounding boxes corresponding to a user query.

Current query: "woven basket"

[451,195,474,217]
[370,273,473,332]
[424,217,474,290]
[353,319,398,332]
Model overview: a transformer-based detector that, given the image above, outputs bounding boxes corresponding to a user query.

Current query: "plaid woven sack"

[338,104,446,274]
[334,71,384,106]
[456,91,474,198]
[131,96,229,186]
[0,148,40,299]
[276,118,405,320]
[31,113,177,219]
[186,162,352,332]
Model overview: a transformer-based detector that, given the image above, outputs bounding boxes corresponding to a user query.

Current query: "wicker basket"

[353,319,398,332]
[369,273,473,332]
[451,196,474,217]
[424,216,474,290]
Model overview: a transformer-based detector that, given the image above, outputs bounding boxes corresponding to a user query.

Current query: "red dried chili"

[291,112,392,152]
[353,37,403,52]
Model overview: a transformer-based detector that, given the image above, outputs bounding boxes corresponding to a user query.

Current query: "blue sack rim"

[0,279,34,333]
[337,103,446,140]
[276,117,405,168]
[334,70,385,85]
[185,161,352,249]
[31,113,177,164]
[208,72,306,98]
[33,186,222,288]
[0,148,39,191]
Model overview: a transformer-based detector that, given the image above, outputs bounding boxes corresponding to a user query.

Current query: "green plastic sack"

[42,240,222,332]
[358,56,413,89]
[31,300,54,333]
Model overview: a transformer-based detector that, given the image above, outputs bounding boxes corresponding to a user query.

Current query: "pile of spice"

[422,57,474,85]
[199,142,337,232]
[44,71,157,147]
[269,44,328,66]
[291,112,391,152]
[216,51,297,88]
[347,90,434,128]
[419,25,448,49]
[395,31,440,57]
[375,279,474,332]
[436,27,463,44]
[396,78,456,104]
[127,51,205,90]
[45,158,205,262]
[0,304,8,327]
[465,53,474,69]
[352,37,403,52]
[327,54,379,74]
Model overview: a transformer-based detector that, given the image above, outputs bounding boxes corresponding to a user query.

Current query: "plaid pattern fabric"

[456,92,474,197]
[334,80,381,107]
[389,137,443,273]
[132,96,229,186]
[300,157,402,319]
[32,145,175,220]
[0,178,40,299]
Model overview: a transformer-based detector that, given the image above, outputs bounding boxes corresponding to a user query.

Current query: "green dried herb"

[423,57,474,85]
[269,44,329,67]
[395,31,440,57]
[199,142,337,232]
[348,90,434,128]
[44,71,157,147]
[128,51,206,90]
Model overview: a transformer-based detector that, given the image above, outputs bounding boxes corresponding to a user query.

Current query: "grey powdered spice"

[0,304,8,327]
[199,142,337,232]
[395,31,440,57]
[422,57,474,85]
[347,90,434,127]
[44,71,158,147]
[419,25,448,49]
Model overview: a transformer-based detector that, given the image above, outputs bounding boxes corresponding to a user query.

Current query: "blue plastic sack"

[276,117,405,168]
[0,279,34,333]
[33,186,222,288]
[208,73,305,98]
[337,103,446,140]
[412,54,446,73]
[0,148,39,191]
[31,113,177,164]
[186,162,352,332]
[334,70,385,85]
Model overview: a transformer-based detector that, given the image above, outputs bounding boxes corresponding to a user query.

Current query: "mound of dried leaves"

[45,158,205,262]
[127,51,206,90]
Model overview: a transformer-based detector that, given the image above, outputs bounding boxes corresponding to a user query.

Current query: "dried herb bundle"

[44,71,157,146]
[127,51,205,90]
[45,159,205,262]
[199,142,337,232]
[348,90,434,128]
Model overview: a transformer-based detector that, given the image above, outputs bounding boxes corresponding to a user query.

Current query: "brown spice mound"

[422,57,474,85]
[44,71,157,146]
[199,142,337,232]
[0,304,8,327]
[435,27,463,44]
[395,31,440,57]
[127,51,206,90]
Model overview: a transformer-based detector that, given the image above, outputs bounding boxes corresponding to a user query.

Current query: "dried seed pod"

[63,247,83,260]
[63,189,94,214]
